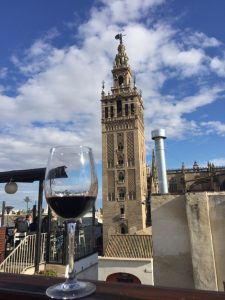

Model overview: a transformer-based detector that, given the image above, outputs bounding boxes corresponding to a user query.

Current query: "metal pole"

[92,205,96,251]
[34,180,43,273]
[1,201,5,227]
[46,207,51,263]
[152,129,168,194]
[32,204,36,220]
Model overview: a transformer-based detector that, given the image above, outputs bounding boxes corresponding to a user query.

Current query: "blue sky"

[0,0,225,210]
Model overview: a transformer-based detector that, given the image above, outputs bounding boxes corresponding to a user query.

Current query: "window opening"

[105,107,108,118]
[110,106,114,118]
[118,76,124,86]
[117,100,122,117]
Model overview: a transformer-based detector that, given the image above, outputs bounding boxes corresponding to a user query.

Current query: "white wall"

[98,257,153,285]
[151,192,225,291]
[151,194,194,289]
[24,253,98,280]
[76,252,98,280]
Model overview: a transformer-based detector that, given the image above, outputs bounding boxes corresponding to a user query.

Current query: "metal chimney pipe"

[151,129,168,194]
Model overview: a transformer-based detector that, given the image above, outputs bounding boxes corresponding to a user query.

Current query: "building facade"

[101,35,147,251]
[148,158,225,195]
[167,162,225,193]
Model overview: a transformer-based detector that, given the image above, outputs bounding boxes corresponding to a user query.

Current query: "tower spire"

[113,35,129,69]
[112,34,132,94]
[101,80,105,97]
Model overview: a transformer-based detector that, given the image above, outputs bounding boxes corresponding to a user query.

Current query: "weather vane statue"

[115,33,125,44]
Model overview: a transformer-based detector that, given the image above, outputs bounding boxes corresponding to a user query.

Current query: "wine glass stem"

[65,221,77,284]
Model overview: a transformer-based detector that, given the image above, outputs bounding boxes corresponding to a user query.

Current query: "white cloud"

[186,31,221,48]
[125,23,175,71]
[201,121,225,136]
[144,86,224,140]
[174,86,223,114]
[11,42,57,76]
[0,0,225,204]
[160,43,206,76]
[0,95,18,125]
[210,158,225,166]
[210,56,225,76]
[11,28,61,76]
[98,0,165,24]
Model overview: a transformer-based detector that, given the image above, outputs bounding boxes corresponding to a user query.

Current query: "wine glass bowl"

[44,145,98,299]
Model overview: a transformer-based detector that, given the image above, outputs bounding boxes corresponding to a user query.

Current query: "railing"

[47,225,97,264]
[0,233,47,274]
[1,225,96,273]
[0,273,225,300]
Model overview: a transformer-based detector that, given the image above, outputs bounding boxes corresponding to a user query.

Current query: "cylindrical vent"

[151,129,168,194]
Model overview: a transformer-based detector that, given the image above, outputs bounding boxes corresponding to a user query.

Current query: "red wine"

[47,195,95,219]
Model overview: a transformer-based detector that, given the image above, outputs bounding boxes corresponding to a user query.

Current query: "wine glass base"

[46,280,96,299]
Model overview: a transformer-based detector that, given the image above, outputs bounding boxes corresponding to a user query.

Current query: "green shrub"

[38,269,57,277]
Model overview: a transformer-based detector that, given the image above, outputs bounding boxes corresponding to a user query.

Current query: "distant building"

[148,157,225,195]
[167,161,225,193]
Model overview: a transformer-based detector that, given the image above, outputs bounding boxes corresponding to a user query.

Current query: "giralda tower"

[101,35,147,251]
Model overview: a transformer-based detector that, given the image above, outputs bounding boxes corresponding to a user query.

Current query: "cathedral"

[167,161,225,193]
[148,158,225,195]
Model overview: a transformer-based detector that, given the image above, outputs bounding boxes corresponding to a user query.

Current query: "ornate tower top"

[109,33,138,97]
[101,34,144,123]
[114,33,129,69]
[101,34,142,100]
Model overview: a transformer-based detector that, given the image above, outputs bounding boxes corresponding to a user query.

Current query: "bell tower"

[101,34,147,251]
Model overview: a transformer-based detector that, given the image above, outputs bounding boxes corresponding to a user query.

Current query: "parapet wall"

[151,192,225,291]
[151,194,194,289]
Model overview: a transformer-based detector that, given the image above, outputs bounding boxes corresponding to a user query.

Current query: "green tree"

[24,196,32,213]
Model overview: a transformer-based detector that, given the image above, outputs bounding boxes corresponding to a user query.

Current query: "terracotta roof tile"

[104,234,153,258]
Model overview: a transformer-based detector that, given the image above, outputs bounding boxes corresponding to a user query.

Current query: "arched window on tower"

[118,172,125,183]
[118,76,124,86]
[131,103,135,115]
[117,100,122,117]
[118,142,123,151]
[118,155,124,166]
[118,188,125,200]
[120,206,125,218]
[125,104,129,116]
[120,223,128,234]
[110,106,114,118]
[105,107,108,119]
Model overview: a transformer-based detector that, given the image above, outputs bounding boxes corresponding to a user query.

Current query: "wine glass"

[44,145,98,299]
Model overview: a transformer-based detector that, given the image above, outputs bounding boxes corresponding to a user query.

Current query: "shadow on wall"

[151,194,194,289]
